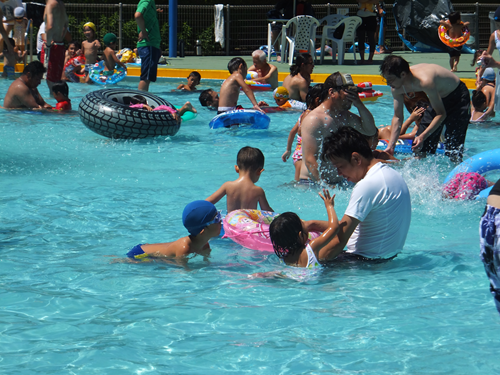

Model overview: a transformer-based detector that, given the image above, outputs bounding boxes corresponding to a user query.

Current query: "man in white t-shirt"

[320,126,411,260]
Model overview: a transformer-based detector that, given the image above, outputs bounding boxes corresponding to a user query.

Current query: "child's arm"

[282,120,299,162]
[94,39,101,49]
[176,83,185,89]
[257,189,273,212]
[235,74,263,112]
[439,19,451,27]
[400,106,424,136]
[112,51,127,70]
[206,183,228,205]
[309,190,343,260]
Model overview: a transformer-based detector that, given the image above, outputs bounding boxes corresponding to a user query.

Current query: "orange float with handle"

[438,22,470,48]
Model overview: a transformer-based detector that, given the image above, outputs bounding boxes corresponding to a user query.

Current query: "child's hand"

[282,150,291,162]
[144,105,154,111]
[318,189,335,208]
[409,106,425,121]
[258,100,269,107]
[253,104,264,113]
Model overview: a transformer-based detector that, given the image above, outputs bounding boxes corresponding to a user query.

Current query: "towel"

[214,4,224,48]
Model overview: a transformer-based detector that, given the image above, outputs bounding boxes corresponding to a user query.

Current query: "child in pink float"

[128,95,196,123]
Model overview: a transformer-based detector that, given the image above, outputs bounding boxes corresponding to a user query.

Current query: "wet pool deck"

[4,49,498,89]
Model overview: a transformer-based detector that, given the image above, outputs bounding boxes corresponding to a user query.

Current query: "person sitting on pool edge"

[127,200,221,261]
[3,61,53,109]
[198,89,220,110]
[217,57,265,114]
[319,126,411,261]
[206,146,273,213]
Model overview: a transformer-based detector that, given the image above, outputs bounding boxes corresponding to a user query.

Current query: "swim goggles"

[274,93,289,99]
[205,210,222,226]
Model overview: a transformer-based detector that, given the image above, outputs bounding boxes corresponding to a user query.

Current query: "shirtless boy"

[102,33,127,74]
[218,57,263,114]
[206,146,273,212]
[43,0,68,93]
[248,49,278,90]
[3,61,52,109]
[282,53,314,102]
[176,71,201,91]
[439,12,469,72]
[380,55,470,162]
[299,72,377,185]
[127,200,221,261]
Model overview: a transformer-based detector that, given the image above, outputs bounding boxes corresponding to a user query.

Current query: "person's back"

[206,146,273,212]
[282,53,313,102]
[345,162,411,258]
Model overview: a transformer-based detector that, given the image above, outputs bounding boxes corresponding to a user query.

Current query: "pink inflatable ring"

[223,209,319,252]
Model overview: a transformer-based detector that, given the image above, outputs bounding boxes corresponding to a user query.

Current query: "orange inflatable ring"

[438,22,470,48]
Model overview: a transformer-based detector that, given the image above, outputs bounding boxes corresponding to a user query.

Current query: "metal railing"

[56,3,500,56]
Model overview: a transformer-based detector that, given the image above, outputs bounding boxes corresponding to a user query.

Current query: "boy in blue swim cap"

[127,200,221,261]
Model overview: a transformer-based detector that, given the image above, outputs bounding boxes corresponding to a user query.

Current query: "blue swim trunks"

[127,244,149,260]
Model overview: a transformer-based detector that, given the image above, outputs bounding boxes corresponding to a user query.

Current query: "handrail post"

[119,3,123,50]
[225,4,230,56]
[327,3,330,16]
[475,2,479,51]
[29,20,33,63]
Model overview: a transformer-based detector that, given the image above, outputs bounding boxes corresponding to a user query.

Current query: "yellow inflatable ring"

[438,22,470,48]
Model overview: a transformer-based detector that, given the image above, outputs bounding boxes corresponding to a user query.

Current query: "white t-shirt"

[345,162,411,259]
[37,22,45,53]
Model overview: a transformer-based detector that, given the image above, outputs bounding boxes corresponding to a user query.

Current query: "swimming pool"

[1,78,499,373]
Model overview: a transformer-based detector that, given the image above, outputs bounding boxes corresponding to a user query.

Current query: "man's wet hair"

[379,55,410,78]
[199,89,215,107]
[52,82,69,97]
[236,146,265,171]
[321,127,374,163]
[290,53,312,76]
[228,57,246,74]
[23,61,46,76]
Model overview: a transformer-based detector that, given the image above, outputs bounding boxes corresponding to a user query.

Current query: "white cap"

[14,7,25,18]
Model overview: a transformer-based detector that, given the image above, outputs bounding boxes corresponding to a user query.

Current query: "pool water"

[1,78,500,374]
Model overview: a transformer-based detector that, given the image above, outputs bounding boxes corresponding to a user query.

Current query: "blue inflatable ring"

[89,61,127,85]
[377,139,445,155]
[444,148,500,199]
[209,110,270,129]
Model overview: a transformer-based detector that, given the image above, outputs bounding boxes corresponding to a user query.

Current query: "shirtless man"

[248,49,278,90]
[3,61,52,109]
[299,72,377,185]
[282,53,313,102]
[44,0,68,93]
[380,55,470,162]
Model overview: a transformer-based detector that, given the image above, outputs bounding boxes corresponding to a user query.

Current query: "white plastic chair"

[280,15,320,65]
[315,14,346,62]
[320,16,362,65]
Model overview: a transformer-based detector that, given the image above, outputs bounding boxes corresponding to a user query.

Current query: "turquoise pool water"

[1,78,500,373]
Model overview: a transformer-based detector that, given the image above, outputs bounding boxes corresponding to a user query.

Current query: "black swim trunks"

[441,81,470,160]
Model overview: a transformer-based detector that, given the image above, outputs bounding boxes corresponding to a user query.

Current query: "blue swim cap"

[182,200,217,235]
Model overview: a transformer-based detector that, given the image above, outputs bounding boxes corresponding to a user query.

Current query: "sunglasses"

[205,211,222,226]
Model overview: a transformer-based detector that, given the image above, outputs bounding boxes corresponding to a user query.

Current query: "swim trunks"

[46,42,66,83]
[217,105,243,115]
[292,136,302,164]
[138,45,161,82]
[127,244,150,260]
[3,65,15,80]
[480,204,500,315]
[102,70,114,77]
[441,80,471,160]
[297,178,317,185]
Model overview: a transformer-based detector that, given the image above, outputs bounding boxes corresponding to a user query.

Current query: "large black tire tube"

[78,89,181,139]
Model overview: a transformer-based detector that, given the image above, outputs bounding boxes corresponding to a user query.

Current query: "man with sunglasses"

[298,72,377,185]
